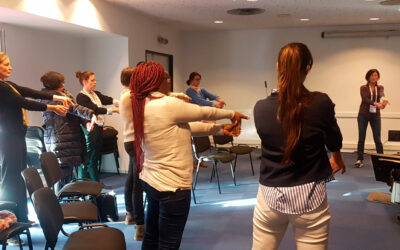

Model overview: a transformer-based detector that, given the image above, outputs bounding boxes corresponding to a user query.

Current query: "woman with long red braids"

[253,43,346,250]
[130,61,247,249]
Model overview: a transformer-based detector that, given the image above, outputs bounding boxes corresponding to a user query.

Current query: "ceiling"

[104,0,400,31]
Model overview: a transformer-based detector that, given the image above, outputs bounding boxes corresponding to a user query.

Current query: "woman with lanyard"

[252,43,346,250]
[76,70,119,181]
[0,52,69,228]
[355,69,389,168]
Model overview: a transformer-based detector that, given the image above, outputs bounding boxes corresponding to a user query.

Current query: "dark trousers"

[142,181,191,250]
[357,115,384,160]
[0,128,29,222]
[78,125,103,181]
[124,141,144,225]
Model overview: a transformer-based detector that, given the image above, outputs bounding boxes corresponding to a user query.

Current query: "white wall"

[0,23,85,126]
[179,25,400,152]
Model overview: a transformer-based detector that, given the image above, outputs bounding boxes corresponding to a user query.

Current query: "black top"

[358,84,384,118]
[76,91,114,116]
[254,91,342,187]
[0,80,53,133]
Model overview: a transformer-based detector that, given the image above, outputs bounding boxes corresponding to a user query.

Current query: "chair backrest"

[192,136,212,157]
[40,152,63,188]
[213,135,234,146]
[370,153,400,186]
[32,187,64,249]
[25,126,46,169]
[21,167,44,198]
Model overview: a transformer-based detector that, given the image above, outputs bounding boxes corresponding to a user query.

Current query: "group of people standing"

[0,40,390,250]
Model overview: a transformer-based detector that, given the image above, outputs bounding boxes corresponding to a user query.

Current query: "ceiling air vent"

[227,8,265,16]
[380,0,400,5]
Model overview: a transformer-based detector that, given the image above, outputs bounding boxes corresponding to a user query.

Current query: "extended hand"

[48,105,68,116]
[53,95,73,107]
[169,92,192,102]
[223,121,240,137]
[230,112,250,135]
[329,151,346,174]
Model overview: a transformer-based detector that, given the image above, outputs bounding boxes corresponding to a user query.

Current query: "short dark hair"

[40,71,65,90]
[186,72,201,86]
[365,69,380,82]
[121,67,135,87]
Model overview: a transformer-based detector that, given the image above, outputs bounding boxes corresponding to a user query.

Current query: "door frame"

[145,50,173,91]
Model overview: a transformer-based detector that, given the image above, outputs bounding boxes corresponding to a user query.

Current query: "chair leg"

[192,160,202,190]
[214,161,221,194]
[192,188,197,204]
[233,155,238,172]
[98,157,102,175]
[209,165,215,183]
[17,236,22,250]
[230,162,236,186]
[26,228,33,250]
[113,151,120,175]
[249,153,254,176]
[2,243,6,250]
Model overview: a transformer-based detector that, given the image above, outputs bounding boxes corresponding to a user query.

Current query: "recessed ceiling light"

[365,0,375,2]
[247,0,259,2]
[369,17,380,20]
[299,18,310,21]
[214,20,224,24]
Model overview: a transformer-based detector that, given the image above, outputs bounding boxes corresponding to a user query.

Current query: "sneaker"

[355,160,364,168]
[7,237,25,246]
[125,211,135,225]
[135,224,145,241]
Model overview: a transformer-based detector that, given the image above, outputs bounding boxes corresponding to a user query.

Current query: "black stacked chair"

[32,187,126,250]
[39,152,104,199]
[25,126,46,169]
[21,168,99,226]
[213,135,254,175]
[0,201,33,250]
[191,136,236,204]
[99,126,120,174]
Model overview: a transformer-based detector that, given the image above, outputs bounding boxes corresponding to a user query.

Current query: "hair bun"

[75,71,81,78]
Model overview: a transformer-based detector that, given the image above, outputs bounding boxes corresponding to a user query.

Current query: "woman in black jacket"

[40,71,96,191]
[0,52,69,225]
[76,70,119,181]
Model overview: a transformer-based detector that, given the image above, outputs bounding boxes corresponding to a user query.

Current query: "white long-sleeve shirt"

[119,88,135,143]
[140,92,235,192]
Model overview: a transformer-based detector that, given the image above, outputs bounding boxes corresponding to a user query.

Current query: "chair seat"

[0,222,31,244]
[64,227,126,250]
[57,181,103,197]
[201,152,236,163]
[229,146,252,154]
[61,201,98,223]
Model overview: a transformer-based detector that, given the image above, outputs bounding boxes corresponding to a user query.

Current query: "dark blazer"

[254,92,342,187]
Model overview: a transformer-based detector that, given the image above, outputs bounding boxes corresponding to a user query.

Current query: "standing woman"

[76,71,119,181]
[355,69,388,168]
[252,43,346,250]
[0,52,69,224]
[40,71,96,192]
[185,72,226,108]
[131,62,247,249]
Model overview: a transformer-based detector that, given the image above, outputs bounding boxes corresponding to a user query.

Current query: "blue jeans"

[357,115,383,160]
[142,181,191,250]
[124,141,144,225]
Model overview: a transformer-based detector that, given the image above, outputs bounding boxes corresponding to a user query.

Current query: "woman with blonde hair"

[0,52,69,230]
[253,43,346,250]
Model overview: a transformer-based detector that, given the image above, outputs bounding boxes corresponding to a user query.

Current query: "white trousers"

[252,186,331,250]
